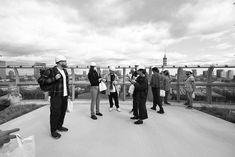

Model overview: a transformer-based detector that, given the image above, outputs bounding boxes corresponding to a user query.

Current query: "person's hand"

[0,128,20,147]
[55,74,61,80]
[131,80,136,84]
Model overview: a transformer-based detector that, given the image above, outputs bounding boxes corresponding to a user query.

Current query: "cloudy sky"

[0,0,235,67]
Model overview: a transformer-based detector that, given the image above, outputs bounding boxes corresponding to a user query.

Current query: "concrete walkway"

[1,100,235,157]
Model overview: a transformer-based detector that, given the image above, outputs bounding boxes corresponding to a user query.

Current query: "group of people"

[42,55,195,139]
[0,55,196,143]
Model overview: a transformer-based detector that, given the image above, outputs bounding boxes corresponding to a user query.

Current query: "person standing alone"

[184,70,195,109]
[45,55,70,139]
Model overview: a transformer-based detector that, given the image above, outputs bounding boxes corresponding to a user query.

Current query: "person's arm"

[0,128,20,147]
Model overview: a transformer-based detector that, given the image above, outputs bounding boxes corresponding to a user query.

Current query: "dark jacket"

[88,70,101,86]
[44,66,70,97]
[133,75,148,120]
[150,73,161,88]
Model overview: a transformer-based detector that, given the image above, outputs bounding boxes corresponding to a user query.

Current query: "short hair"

[152,67,159,73]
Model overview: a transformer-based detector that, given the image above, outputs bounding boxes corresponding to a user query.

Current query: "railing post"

[71,68,75,101]
[177,67,182,102]
[207,67,214,104]
[13,67,20,92]
[122,67,126,101]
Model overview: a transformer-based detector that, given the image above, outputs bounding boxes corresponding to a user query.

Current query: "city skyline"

[0,0,234,66]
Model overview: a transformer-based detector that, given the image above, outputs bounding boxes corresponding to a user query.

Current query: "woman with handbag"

[88,62,103,120]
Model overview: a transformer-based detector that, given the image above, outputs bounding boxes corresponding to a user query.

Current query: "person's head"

[55,55,67,68]
[152,67,159,73]
[137,65,145,75]
[134,65,138,70]
[130,68,135,74]
[89,62,97,71]
[163,70,169,76]
[109,66,115,74]
[186,70,193,77]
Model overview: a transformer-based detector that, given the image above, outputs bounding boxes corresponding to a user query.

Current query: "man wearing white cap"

[184,70,195,109]
[104,66,121,112]
[130,65,148,124]
[43,55,70,139]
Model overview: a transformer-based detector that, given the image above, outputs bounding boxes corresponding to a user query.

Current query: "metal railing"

[1,65,235,104]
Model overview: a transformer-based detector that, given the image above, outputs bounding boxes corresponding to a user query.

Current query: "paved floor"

[1,100,235,157]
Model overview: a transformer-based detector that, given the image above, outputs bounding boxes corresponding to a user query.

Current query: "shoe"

[51,131,61,139]
[117,108,121,112]
[150,107,156,111]
[130,116,138,120]
[134,120,143,125]
[184,103,189,106]
[58,126,68,132]
[165,102,171,105]
[109,107,114,112]
[91,115,97,120]
[186,106,193,109]
[96,113,103,116]
[157,110,165,114]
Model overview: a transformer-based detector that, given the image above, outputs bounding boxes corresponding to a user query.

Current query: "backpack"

[37,68,54,92]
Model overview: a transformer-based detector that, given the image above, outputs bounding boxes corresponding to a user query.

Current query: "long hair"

[88,66,95,74]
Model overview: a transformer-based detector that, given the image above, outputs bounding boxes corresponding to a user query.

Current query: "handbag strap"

[15,134,23,147]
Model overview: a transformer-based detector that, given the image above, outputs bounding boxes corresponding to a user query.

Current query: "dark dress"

[133,75,148,120]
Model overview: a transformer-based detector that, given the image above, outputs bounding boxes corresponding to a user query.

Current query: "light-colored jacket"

[104,73,120,95]
[164,76,171,91]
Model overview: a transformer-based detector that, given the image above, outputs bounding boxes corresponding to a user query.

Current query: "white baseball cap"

[109,66,116,71]
[137,65,145,71]
[90,62,96,66]
[55,55,67,63]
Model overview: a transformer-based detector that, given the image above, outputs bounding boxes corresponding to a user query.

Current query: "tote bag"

[160,90,165,97]
[128,84,135,95]
[99,81,107,92]
[66,99,73,113]
[0,135,35,157]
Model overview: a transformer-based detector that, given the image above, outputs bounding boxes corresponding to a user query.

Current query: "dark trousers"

[50,95,68,133]
[133,97,148,120]
[108,92,119,108]
[152,87,163,110]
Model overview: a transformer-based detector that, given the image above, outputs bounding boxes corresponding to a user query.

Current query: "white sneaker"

[117,108,121,112]
[109,107,114,112]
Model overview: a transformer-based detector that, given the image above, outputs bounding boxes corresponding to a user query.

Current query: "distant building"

[227,70,234,79]
[163,54,167,66]
[83,71,86,76]
[34,62,46,78]
[192,69,197,76]
[8,70,15,80]
[216,69,226,78]
[176,67,185,82]
[0,60,6,79]
[203,70,208,77]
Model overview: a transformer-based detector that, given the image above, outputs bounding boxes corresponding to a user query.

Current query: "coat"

[45,66,70,97]
[104,73,120,95]
[133,75,148,120]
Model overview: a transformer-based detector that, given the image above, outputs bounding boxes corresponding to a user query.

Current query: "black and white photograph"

[0,0,235,157]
